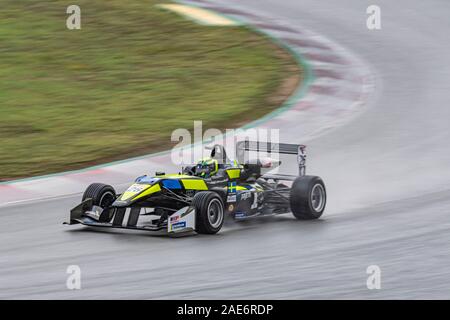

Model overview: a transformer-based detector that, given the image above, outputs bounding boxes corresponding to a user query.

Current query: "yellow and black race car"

[66,141,326,235]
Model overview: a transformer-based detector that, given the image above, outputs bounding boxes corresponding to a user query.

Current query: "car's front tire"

[82,183,116,209]
[290,176,326,220]
[192,191,224,234]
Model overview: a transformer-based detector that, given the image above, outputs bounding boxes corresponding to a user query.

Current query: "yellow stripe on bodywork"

[181,179,208,190]
[132,184,161,201]
[157,4,240,26]
[120,184,150,201]
[226,168,241,179]
[120,191,136,201]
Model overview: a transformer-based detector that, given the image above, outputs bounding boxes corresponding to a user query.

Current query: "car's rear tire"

[192,191,224,234]
[290,176,326,220]
[82,183,116,208]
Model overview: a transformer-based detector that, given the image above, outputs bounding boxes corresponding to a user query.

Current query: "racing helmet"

[195,158,218,178]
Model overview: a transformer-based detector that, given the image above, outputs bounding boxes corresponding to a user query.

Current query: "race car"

[65,141,326,235]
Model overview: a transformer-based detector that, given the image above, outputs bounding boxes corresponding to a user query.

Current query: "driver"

[194,157,218,178]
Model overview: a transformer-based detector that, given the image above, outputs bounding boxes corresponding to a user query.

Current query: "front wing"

[65,199,196,234]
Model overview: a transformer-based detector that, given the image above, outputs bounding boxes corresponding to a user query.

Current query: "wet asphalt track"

[1,0,450,299]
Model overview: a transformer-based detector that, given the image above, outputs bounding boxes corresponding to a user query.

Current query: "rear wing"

[236,140,306,176]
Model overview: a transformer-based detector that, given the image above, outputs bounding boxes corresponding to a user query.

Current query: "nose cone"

[112,181,163,207]
[112,199,130,207]
[113,183,153,207]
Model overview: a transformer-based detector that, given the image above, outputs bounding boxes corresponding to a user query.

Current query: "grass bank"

[0,0,302,181]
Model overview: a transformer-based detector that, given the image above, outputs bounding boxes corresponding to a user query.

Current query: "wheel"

[290,176,326,219]
[82,183,116,208]
[192,191,224,234]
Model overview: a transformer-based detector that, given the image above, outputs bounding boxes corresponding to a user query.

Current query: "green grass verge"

[0,0,302,181]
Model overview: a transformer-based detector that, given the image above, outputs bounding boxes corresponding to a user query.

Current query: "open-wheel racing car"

[66,141,326,235]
